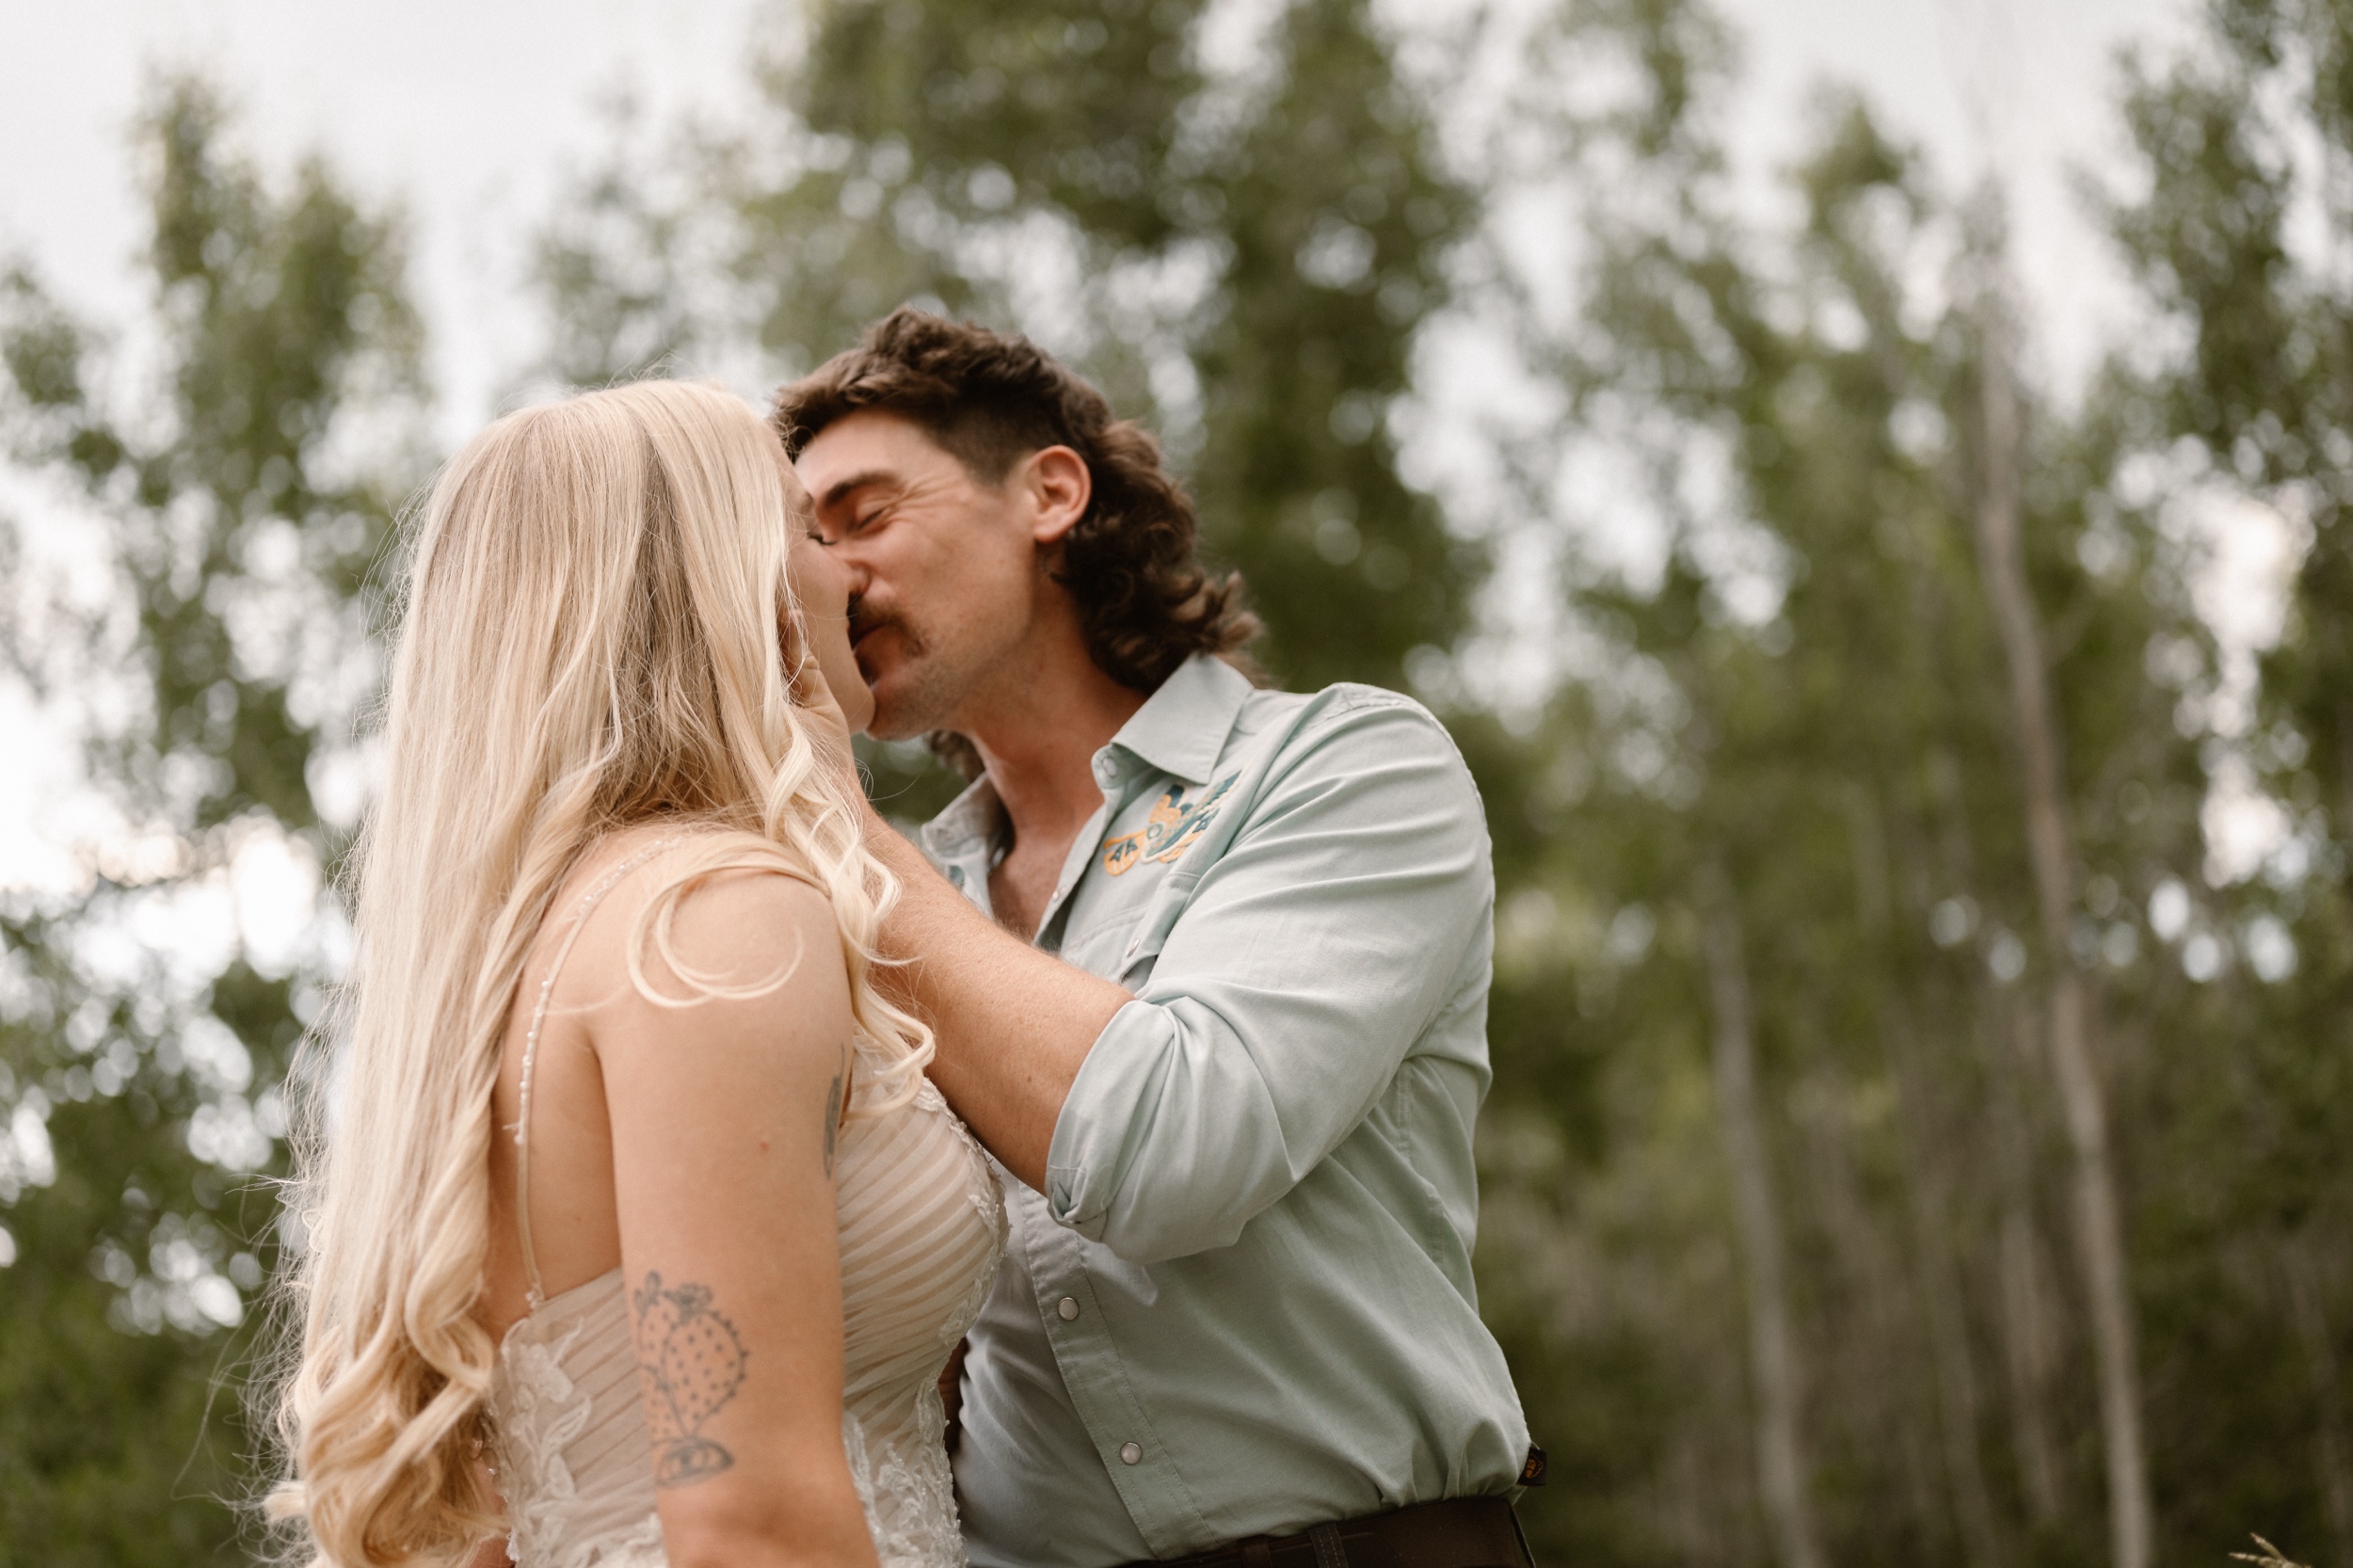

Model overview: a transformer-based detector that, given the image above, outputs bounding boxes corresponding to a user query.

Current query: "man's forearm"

[864,807,1128,1191]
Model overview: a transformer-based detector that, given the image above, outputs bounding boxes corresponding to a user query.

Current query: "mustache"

[847,594,924,657]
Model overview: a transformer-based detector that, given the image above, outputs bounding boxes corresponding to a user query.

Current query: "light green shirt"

[929,655,1529,1568]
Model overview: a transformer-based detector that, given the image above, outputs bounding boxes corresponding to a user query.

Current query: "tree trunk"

[1886,1010,2005,1568]
[1699,857,1826,1568]
[1845,786,2004,1563]
[2283,1235,2353,1568]
[1790,1060,1945,1550]
[1989,1002,2064,1526]
[2335,698,2353,854]
[1967,192,2154,1568]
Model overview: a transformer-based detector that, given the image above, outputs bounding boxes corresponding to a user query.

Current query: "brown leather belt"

[1123,1497,1533,1568]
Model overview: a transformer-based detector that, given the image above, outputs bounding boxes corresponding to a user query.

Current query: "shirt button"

[1119,1442,1143,1465]
[1057,1296,1080,1321]
[1092,757,1117,785]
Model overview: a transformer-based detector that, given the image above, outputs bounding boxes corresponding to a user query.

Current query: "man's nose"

[838,549,875,599]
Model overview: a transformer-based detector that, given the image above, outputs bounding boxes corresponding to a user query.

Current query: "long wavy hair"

[266,379,928,1566]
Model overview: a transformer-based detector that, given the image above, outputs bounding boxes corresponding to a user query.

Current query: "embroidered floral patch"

[1100,774,1238,875]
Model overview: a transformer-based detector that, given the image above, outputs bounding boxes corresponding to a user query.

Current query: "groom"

[777,310,1534,1568]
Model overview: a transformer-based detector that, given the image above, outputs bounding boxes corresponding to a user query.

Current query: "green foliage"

[1469,2,2349,1561]
[6,5,2352,1566]
[548,0,1481,700]
[2107,0,2353,878]
[1179,0,1478,692]
[523,3,2353,1561]
[739,0,1205,354]
[0,79,421,1561]
[2097,6,2353,1559]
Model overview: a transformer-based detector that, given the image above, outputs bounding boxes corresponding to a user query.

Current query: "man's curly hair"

[772,308,1259,771]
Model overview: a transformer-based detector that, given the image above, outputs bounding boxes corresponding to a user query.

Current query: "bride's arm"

[591,867,877,1568]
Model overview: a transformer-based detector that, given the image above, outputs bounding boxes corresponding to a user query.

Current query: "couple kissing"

[270,309,1535,1568]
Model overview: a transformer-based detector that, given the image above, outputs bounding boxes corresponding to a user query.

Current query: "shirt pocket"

[1060,907,1144,976]
[1113,866,1202,988]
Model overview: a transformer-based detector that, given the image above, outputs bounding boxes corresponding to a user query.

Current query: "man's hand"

[785,630,861,794]
[790,605,1120,1188]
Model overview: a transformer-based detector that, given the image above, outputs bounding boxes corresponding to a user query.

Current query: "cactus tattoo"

[632,1272,748,1487]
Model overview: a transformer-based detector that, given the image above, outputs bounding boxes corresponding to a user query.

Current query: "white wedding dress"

[482,848,1007,1568]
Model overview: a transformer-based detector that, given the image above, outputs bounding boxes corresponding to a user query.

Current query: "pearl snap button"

[1119,1442,1143,1465]
[1057,1296,1080,1320]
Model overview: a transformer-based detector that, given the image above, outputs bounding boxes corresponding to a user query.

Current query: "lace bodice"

[485,846,1006,1568]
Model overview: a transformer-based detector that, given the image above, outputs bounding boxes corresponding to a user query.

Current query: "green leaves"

[555,0,1481,695]
[0,76,421,1561]
[1470,3,2340,1558]
[795,0,1205,248]
[1,8,2344,1566]
[1183,0,1479,692]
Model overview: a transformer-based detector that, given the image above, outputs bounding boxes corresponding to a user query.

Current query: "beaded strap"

[515,840,677,1311]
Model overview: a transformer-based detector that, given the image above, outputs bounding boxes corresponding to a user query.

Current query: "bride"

[269,380,1004,1568]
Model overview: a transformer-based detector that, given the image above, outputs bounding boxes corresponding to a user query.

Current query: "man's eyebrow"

[815,469,900,512]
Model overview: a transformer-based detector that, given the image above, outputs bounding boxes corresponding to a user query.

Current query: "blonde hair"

[267,379,926,1566]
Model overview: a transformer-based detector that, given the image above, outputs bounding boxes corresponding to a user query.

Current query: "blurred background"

[0,1,2341,1565]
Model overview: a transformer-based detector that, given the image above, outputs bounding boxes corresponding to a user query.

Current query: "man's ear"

[1020,445,1092,547]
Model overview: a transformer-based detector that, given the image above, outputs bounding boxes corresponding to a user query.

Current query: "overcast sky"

[0,0,2217,892]
[2,0,768,445]
[1,0,2185,436]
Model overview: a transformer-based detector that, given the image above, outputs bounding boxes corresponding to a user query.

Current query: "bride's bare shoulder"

[555,826,850,1051]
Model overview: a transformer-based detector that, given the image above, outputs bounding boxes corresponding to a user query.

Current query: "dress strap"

[515,839,677,1312]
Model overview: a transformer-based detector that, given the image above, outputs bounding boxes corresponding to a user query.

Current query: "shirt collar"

[919,772,1005,861]
[917,654,1255,856]
[1105,655,1254,786]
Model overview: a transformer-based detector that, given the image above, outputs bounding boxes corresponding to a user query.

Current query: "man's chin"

[858,653,962,743]
[865,708,935,744]
[862,678,937,744]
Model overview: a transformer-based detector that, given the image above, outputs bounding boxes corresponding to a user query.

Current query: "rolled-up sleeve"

[1042,694,1492,1263]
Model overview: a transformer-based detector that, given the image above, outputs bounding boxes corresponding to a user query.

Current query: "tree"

[539,0,1482,707]
[1470,4,2242,1561]
[2103,4,2353,1560]
[7,8,2346,1568]
[0,79,421,1562]
[1964,197,2152,1568]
